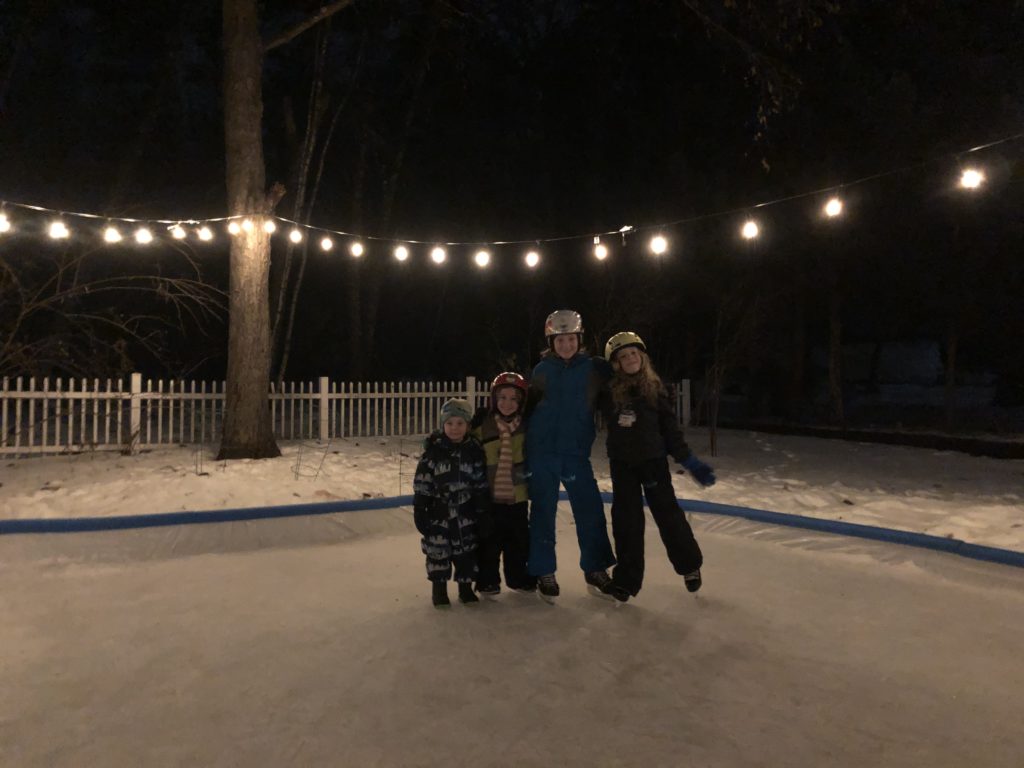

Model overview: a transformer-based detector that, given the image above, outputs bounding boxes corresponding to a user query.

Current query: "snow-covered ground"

[2,428,1023,767]
[2,428,1022,552]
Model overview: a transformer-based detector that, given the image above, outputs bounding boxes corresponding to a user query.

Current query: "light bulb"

[241,218,254,232]
[474,250,490,268]
[431,246,447,264]
[394,245,409,261]
[960,168,984,189]
[288,228,302,243]
[525,250,540,268]
[103,226,122,243]
[741,220,759,239]
[263,219,277,234]
[824,198,843,217]
[170,225,187,239]
[649,235,668,254]
[594,243,609,260]
[135,227,153,244]
[49,221,70,239]
[320,237,334,251]
[0,214,11,233]
[227,221,241,235]
[197,226,213,241]
[350,242,364,257]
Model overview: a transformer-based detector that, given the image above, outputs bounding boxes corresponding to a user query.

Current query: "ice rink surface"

[2,505,1023,767]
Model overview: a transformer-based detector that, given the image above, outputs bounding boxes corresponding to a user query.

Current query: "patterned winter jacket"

[526,352,612,459]
[412,431,489,535]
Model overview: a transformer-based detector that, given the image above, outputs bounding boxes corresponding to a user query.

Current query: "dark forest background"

[1,0,1022,431]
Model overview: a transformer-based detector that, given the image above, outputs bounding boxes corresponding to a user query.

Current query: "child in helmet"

[600,331,716,602]
[525,309,617,601]
[470,372,536,596]
[412,398,491,608]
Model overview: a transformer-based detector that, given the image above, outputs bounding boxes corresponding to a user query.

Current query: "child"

[413,398,490,608]
[525,309,617,601]
[471,372,536,596]
[600,331,716,603]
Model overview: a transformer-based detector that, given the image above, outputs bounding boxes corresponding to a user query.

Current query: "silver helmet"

[544,309,583,337]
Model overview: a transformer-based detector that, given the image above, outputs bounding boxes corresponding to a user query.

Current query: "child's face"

[443,417,468,442]
[553,334,579,360]
[615,346,643,375]
[495,387,521,417]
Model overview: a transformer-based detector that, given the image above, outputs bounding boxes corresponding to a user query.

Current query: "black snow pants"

[609,458,703,596]
[475,501,537,591]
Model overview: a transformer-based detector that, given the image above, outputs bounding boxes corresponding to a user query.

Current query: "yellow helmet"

[605,331,646,360]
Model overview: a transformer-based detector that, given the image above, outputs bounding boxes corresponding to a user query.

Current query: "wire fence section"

[1,373,689,456]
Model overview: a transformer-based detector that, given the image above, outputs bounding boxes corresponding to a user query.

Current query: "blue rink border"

[2,491,1022,570]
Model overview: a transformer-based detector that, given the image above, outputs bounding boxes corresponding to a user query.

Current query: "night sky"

[1,0,1022,426]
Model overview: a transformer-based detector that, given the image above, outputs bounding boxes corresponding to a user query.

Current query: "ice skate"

[476,583,501,600]
[684,569,702,593]
[537,574,559,603]
[584,569,615,600]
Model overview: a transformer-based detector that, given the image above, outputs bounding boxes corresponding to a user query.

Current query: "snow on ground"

[2,428,1023,552]
[2,429,1024,766]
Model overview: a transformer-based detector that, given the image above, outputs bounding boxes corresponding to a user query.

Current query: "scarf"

[492,413,521,503]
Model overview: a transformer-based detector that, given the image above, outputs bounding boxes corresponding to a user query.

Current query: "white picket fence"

[0,373,691,456]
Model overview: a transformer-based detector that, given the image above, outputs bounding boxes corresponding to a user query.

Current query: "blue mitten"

[681,455,716,487]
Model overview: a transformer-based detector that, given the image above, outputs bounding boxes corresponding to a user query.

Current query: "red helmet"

[490,371,527,411]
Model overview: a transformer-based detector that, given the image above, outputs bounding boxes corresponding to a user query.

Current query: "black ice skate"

[606,581,631,603]
[584,570,615,600]
[537,574,560,603]
[432,581,451,608]
[458,583,480,605]
[476,583,501,599]
[684,569,702,593]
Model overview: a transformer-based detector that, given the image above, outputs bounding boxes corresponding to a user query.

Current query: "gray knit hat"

[438,398,473,430]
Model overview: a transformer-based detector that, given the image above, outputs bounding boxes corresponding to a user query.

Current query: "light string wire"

[1,130,1021,247]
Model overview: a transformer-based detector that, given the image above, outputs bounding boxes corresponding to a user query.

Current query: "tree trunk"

[827,283,844,426]
[218,0,280,459]
[346,127,368,381]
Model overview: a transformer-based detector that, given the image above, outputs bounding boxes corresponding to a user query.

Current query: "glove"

[681,455,716,488]
[413,506,431,536]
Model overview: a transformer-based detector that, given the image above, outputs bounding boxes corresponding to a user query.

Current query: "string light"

[49,221,70,239]
[349,242,364,257]
[431,246,447,264]
[741,220,759,240]
[263,219,276,234]
[134,227,153,244]
[241,218,254,233]
[593,236,608,260]
[649,235,668,254]
[824,197,843,217]
[474,250,491,268]
[394,245,409,262]
[288,228,302,244]
[103,226,122,243]
[0,213,11,233]
[170,224,187,239]
[525,250,540,268]
[320,236,334,252]
[197,226,213,241]
[959,168,984,189]
[227,221,241,235]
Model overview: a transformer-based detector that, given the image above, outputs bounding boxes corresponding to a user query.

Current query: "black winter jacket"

[600,382,694,466]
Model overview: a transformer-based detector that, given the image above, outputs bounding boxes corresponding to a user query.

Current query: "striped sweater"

[472,409,529,504]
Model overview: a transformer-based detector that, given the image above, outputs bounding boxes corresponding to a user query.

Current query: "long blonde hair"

[610,349,665,407]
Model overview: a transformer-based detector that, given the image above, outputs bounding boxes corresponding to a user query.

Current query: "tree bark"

[218,0,281,459]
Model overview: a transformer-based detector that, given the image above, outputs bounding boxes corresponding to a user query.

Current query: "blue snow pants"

[526,453,615,576]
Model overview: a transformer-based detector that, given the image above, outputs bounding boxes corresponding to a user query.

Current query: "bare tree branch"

[264,0,356,53]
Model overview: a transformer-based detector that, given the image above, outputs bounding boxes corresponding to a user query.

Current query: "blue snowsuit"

[525,352,616,576]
